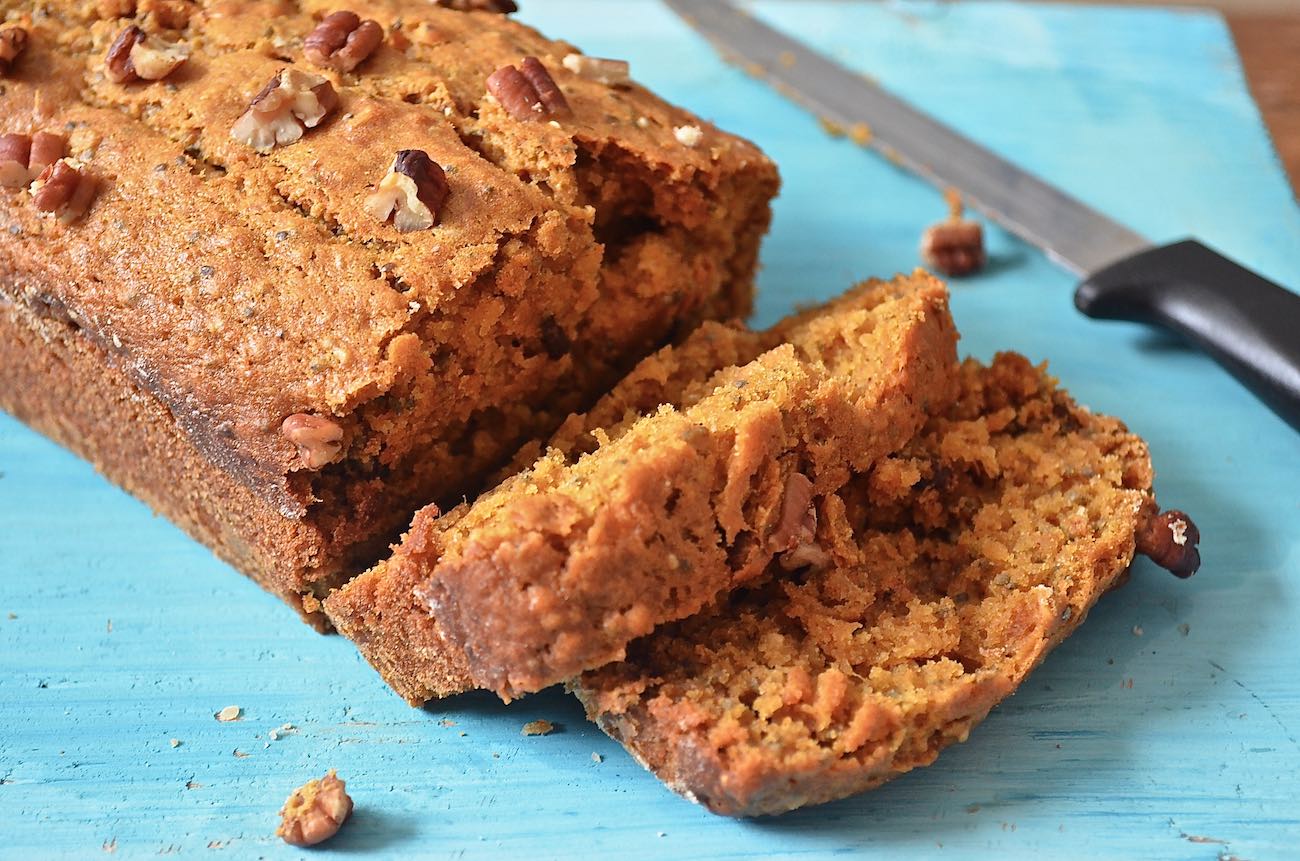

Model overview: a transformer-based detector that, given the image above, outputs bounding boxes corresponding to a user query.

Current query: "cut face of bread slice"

[324,272,959,703]
[574,353,1200,817]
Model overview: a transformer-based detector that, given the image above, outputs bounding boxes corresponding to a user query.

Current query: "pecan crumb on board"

[277,770,353,846]
[920,189,985,277]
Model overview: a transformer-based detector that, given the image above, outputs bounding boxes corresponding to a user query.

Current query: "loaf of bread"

[0,1,778,624]
[325,272,959,703]
[575,353,1200,816]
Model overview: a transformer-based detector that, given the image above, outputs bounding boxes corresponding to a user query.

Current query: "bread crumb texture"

[326,272,959,704]
[576,353,1158,817]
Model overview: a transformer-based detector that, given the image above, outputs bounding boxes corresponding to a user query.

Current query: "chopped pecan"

[281,413,344,469]
[230,69,339,152]
[920,219,985,277]
[276,770,353,847]
[435,0,517,12]
[0,25,28,76]
[105,24,189,83]
[921,190,986,277]
[0,131,60,188]
[771,471,830,572]
[487,56,569,122]
[1135,508,1201,579]
[29,131,67,175]
[304,11,383,73]
[31,159,96,221]
[561,53,629,86]
[0,133,31,188]
[364,149,449,233]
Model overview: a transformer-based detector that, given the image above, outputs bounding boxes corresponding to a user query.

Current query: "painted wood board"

[2,2,1298,858]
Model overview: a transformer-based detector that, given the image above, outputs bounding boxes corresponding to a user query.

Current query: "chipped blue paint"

[2,2,1298,858]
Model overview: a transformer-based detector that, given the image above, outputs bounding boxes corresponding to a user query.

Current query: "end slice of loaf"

[574,353,1192,817]
[325,272,959,702]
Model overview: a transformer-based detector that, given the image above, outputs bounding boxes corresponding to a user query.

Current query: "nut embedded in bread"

[104,24,189,83]
[576,353,1196,817]
[365,149,450,233]
[230,68,340,152]
[30,158,96,221]
[303,11,384,73]
[487,57,571,121]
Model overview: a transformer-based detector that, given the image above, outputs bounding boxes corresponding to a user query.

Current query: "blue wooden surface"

[3,1,1299,858]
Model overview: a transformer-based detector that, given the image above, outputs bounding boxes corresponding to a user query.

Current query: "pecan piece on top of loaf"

[230,68,339,152]
[303,11,384,73]
[31,158,96,221]
[486,56,570,121]
[104,24,189,83]
[0,134,32,188]
[0,131,68,188]
[0,25,27,75]
[365,149,450,233]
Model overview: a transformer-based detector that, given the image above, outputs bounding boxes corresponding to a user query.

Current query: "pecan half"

[0,131,61,188]
[0,25,28,76]
[1136,508,1201,579]
[276,770,353,847]
[0,133,31,188]
[435,0,517,12]
[304,11,383,73]
[561,53,629,86]
[280,413,344,469]
[230,69,339,152]
[31,159,96,221]
[487,56,570,122]
[365,149,449,233]
[105,24,189,83]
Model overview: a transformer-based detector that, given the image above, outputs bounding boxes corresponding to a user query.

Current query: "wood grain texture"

[1231,13,1300,198]
[2,2,1299,859]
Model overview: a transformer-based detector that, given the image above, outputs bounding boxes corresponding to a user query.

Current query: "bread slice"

[574,353,1199,817]
[325,272,959,702]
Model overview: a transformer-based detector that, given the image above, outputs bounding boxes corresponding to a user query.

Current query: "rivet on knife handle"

[1076,239,1300,430]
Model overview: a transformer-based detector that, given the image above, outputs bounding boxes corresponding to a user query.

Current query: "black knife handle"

[1075,239,1300,431]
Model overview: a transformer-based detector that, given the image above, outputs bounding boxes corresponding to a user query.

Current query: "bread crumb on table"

[521,720,554,736]
[214,705,242,722]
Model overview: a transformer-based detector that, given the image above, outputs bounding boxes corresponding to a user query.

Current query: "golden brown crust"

[326,273,959,702]
[0,1,777,615]
[0,285,384,625]
[575,354,1165,817]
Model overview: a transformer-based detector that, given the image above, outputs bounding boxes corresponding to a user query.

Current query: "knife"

[665,0,1300,431]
